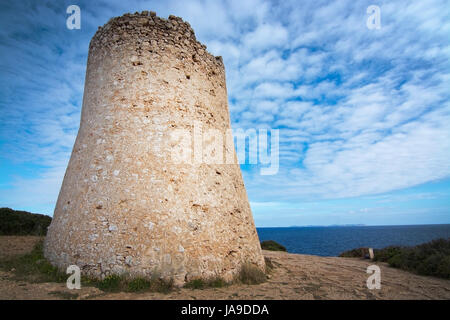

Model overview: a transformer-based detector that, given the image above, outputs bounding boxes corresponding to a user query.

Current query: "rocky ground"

[1,236,449,300]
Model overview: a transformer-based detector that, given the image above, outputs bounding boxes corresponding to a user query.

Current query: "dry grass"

[236,263,267,285]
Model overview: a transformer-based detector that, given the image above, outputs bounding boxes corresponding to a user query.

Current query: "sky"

[0,0,449,227]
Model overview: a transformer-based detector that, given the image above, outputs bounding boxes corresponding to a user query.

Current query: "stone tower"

[44,12,265,284]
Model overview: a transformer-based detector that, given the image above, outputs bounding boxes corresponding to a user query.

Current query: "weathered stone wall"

[44,11,265,285]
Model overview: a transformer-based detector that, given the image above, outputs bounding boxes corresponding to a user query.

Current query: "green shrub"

[184,276,227,289]
[260,240,287,252]
[150,277,174,294]
[0,207,52,236]
[127,277,151,292]
[339,247,370,258]
[343,238,450,280]
[184,278,205,289]
[96,274,124,292]
[89,274,174,293]
[209,277,227,288]
[373,246,403,262]
[436,255,450,279]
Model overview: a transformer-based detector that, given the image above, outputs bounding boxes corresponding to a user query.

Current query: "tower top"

[90,11,223,67]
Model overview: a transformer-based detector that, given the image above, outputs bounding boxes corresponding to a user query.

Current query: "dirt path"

[1,236,449,300]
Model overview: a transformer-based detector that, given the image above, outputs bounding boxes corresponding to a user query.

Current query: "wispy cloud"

[0,0,449,225]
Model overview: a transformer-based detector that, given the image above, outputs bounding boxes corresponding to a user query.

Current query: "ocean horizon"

[256,224,450,257]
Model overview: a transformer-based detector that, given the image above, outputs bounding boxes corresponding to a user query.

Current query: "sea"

[256,224,450,257]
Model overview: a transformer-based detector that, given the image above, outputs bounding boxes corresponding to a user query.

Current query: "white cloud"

[1,0,449,218]
[243,23,288,51]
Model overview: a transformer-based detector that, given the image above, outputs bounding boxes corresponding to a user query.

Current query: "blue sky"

[0,0,449,226]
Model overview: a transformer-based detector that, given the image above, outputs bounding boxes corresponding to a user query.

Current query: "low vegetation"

[86,274,174,293]
[260,240,287,252]
[0,239,174,293]
[0,207,52,236]
[338,247,371,258]
[184,277,227,289]
[49,290,79,300]
[0,208,275,293]
[184,257,275,290]
[264,256,274,272]
[1,239,273,294]
[374,238,450,279]
[0,240,66,283]
[340,238,450,279]
[237,263,267,285]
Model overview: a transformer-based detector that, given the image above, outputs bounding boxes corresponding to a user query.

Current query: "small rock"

[125,256,133,266]
[138,18,148,26]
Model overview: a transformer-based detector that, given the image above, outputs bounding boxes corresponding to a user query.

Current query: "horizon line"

[256,223,450,228]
